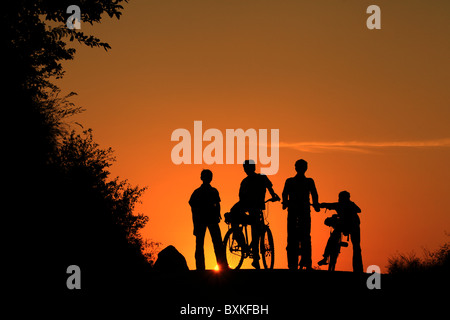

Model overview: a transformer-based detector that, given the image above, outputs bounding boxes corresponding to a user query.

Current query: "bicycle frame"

[223,196,278,269]
[326,220,349,271]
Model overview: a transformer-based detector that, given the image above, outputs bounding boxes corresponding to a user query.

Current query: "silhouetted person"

[238,160,279,269]
[318,191,363,273]
[189,170,228,270]
[282,159,320,270]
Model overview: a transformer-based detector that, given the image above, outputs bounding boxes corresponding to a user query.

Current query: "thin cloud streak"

[278,138,450,153]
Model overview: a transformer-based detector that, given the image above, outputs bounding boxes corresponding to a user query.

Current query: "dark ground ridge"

[59,268,447,318]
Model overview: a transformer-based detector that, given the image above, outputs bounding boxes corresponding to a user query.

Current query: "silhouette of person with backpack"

[282,159,320,270]
[318,191,363,273]
[189,169,228,271]
[237,160,279,269]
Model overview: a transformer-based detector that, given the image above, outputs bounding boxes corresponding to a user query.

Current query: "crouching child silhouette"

[189,170,228,270]
[318,191,363,273]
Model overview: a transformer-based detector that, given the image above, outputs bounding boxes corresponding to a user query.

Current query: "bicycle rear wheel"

[260,226,275,269]
[223,228,245,269]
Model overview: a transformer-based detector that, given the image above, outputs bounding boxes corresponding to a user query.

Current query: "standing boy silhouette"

[189,169,228,270]
[282,159,320,270]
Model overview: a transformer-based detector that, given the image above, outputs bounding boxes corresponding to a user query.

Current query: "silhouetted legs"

[287,211,312,270]
[228,203,263,269]
[249,209,263,268]
[350,226,363,273]
[195,223,227,270]
[286,212,299,269]
[299,214,312,269]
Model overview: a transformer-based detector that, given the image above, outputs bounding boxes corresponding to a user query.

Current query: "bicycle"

[322,212,349,271]
[222,196,280,269]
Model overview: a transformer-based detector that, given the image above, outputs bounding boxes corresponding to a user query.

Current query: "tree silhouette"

[4,1,128,160]
[4,0,124,95]
[4,1,154,291]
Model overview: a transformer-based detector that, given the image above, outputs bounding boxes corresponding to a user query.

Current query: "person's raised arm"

[266,176,280,201]
[268,185,279,199]
[310,179,320,212]
[320,202,339,211]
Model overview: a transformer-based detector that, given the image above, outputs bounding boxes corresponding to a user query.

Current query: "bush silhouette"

[387,240,449,274]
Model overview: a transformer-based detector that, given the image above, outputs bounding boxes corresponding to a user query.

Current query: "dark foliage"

[3,0,155,292]
[387,240,449,275]
[3,0,127,98]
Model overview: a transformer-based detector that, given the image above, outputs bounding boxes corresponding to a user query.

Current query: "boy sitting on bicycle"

[231,160,280,269]
[318,191,363,273]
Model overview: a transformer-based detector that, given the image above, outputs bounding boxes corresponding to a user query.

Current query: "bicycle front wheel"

[223,228,245,270]
[260,226,275,269]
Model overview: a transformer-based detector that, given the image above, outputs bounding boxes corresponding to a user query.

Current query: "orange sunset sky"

[57,0,450,272]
